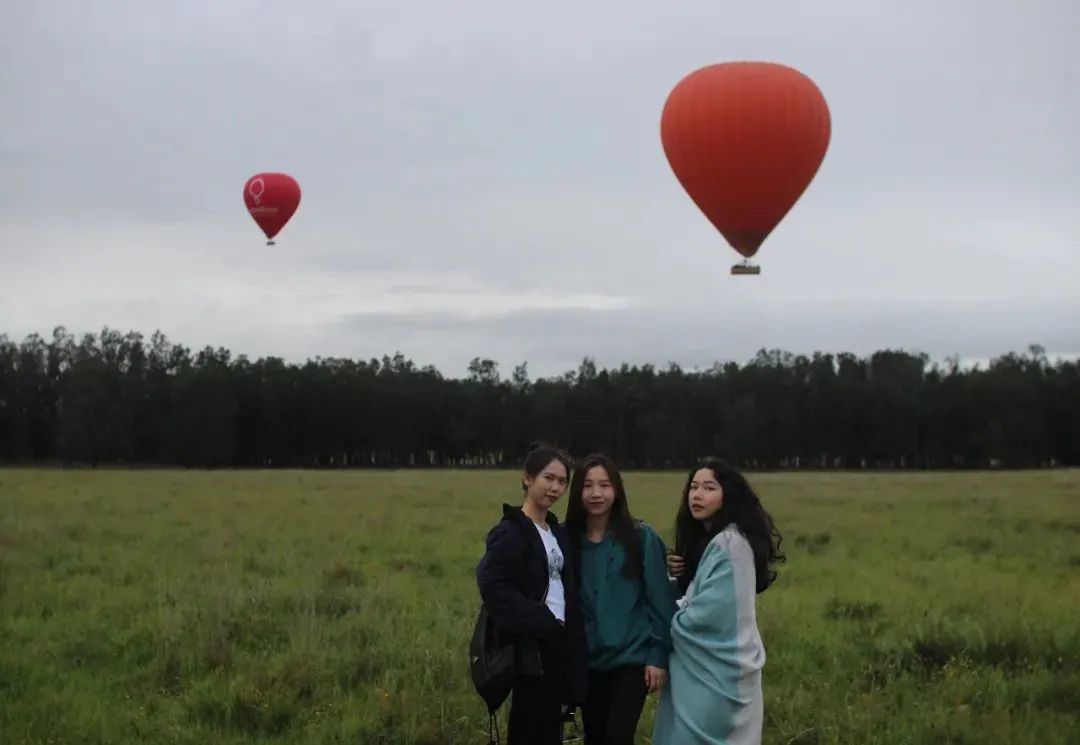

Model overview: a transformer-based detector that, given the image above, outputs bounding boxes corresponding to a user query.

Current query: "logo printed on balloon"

[246,178,277,216]
[247,177,265,206]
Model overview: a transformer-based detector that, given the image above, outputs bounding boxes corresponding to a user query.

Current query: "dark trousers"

[507,629,568,745]
[582,665,647,745]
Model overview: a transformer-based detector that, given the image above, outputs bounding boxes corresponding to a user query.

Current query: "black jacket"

[476,503,589,706]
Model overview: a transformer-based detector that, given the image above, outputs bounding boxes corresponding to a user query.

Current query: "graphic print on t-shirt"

[534,522,567,622]
[548,546,564,579]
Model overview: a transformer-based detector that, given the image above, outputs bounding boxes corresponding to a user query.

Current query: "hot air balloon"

[660,61,831,275]
[243,172,301,245]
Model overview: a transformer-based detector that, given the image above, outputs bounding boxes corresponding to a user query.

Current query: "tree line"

[0,326,1076,469]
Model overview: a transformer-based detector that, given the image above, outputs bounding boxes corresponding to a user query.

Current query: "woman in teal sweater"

[565,453,679,745]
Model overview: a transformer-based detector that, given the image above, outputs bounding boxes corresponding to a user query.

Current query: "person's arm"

[669,537,738,642]
[642,527,679,671]
[668,533,765,708]
[476,522,560,636]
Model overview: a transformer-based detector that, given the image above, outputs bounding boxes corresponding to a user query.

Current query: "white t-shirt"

[534,522,566,623]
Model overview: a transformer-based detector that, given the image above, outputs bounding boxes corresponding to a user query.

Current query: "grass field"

[1,468,1078,744]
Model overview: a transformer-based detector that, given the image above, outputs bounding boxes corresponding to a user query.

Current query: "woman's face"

[581,465,616,518]
[524,458,569,510]
[687,467,723,521]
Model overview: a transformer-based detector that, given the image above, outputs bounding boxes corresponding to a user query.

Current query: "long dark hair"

[521,441,572,493]
[674,459,785,594]
[565,453,642,581]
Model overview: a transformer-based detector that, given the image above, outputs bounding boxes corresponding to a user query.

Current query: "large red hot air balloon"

[660,61,831,274]
[243,172,301,245]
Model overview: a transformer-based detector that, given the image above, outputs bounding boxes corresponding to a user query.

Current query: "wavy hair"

[674,459,785,594]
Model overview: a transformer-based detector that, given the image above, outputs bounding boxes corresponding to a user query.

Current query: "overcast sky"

[4,0,1077,378]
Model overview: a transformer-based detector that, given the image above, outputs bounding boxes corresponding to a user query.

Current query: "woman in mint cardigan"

[654,459,786,745]
[564,453,679,745]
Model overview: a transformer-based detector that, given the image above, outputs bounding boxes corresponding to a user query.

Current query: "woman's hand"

[644,665,668,693]
[666,552,685,577]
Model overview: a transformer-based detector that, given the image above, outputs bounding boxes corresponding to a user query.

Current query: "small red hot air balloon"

[243,172,301,245]
[660,61,831,274]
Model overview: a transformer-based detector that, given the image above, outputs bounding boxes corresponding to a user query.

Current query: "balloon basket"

[731,261,760,276]
[266,240,276,246]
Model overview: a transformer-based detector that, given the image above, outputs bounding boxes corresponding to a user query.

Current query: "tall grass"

[0,468,1077,743]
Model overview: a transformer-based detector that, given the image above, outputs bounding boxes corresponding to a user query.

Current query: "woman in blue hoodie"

[564,453,678,745]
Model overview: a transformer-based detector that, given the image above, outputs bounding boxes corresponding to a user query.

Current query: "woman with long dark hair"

[564,453,677,745]
[476,443,589,745]
[652,459,785,745]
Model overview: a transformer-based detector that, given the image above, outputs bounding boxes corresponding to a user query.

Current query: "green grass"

[1,468,1078,744]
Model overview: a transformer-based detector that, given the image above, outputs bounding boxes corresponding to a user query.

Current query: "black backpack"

[469,604,516,743]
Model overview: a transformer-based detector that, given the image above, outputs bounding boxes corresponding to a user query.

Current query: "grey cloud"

[10,0,1073,220]
[332,294,1080,379]
[3,0,1078,376]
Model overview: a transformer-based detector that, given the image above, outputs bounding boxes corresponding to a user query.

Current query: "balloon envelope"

[243,173,301,241]
[660,61,831,259]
